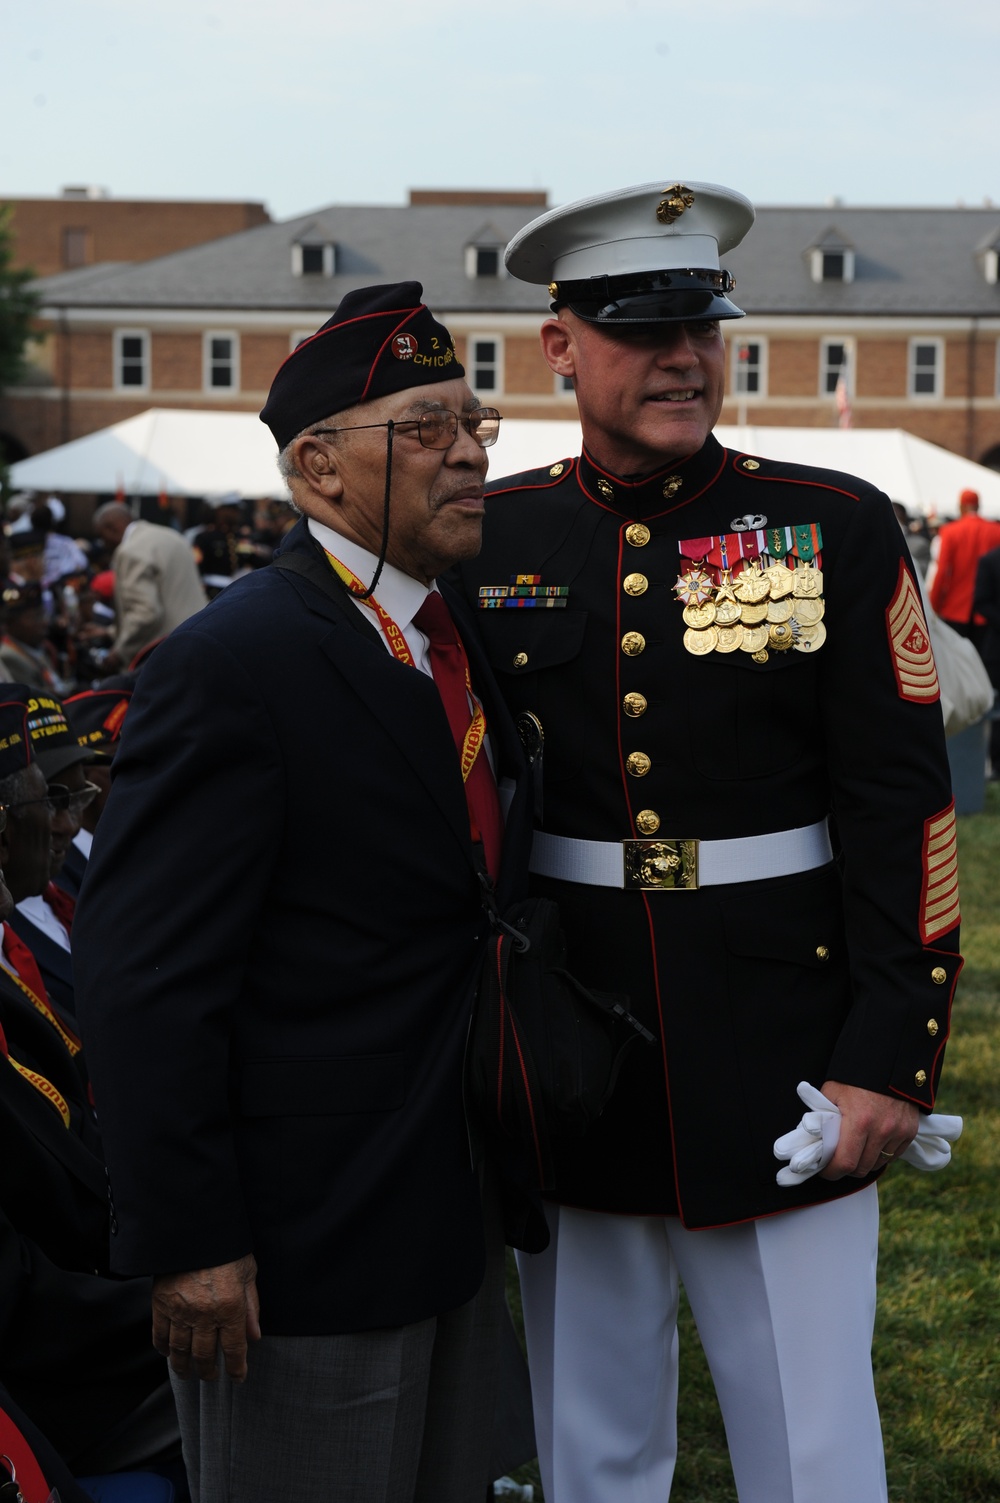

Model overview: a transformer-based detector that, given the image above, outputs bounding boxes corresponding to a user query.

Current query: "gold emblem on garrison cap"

[655,184,696,224]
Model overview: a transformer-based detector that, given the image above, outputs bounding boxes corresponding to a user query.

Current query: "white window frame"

[732,336,767,398]
[203,330,240,392]
[909,338,943,399]
[819,337,854,398]
[809,248,855,284]
[469,333,504,396]
[114,328,149,393]
[465,245,503,279]
[291,242,336,277]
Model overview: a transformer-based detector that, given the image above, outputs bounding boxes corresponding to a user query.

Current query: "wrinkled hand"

[819,1080,919,1180]
[152,1253,261,1382]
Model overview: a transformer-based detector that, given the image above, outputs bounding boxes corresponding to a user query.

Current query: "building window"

[809,247,855,283]
[820,339,852,396]
[470,335,503,394]
[733,338,765,396]
[290,330,315,351]
[204,332,239,391]
[114,330,149,391]
[909,339,942,397]
[465,245,504,279]
[63,227,91,268]
[555,372,575,394]
[291,242,336,276]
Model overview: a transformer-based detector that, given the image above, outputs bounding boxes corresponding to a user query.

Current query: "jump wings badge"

[673,524,826,662]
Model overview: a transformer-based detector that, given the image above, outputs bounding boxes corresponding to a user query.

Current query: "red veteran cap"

[259,282,465,451]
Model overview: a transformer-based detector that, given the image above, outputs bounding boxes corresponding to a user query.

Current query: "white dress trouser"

[517,1186,886,1503]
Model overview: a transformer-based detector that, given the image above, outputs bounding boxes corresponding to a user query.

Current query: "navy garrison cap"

[260,282,465,450]
[506,180,755,324]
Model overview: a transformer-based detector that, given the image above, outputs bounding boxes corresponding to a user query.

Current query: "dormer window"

[465,223,506,279]
[983,247,999,285]
[292,242,336,276]
[809,247,855,283]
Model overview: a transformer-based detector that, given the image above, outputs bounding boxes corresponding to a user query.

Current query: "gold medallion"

[623,692,648,717]
[791,564,823,598]
[766,598,793,623]
[655,185,695,224]
[714,597,741,625]
[715,624,744,653]
[752,648,770,663]
[684,626,718,655]
[674,567,714,606]
[683,601,717,629]
[740,625,770,653]
[739,602,768,625]
[623,572,649,596]
[793,597,825,625]
[794,622,827,653]
[626,523,650,548]
[734,561,770,603]
[769,622,796,652]
[764,562,794,599]
[622,631,646,656]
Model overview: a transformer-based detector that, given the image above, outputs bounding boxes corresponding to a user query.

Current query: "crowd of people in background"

[0,491,296,694]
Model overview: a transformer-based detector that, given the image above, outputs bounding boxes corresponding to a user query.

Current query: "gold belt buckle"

[623,838,699,891]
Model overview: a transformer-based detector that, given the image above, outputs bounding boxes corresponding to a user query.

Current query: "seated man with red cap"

[74,284,537,1503]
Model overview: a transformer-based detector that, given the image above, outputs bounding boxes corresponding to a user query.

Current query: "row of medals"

[676,558,826,663]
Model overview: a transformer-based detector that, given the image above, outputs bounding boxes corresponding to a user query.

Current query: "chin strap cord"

[355,419,394,600]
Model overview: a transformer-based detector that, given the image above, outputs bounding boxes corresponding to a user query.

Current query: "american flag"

[835,362,852,429]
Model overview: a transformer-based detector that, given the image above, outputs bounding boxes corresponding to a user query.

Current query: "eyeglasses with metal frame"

[0,782,102,829]
[312,406,502,450]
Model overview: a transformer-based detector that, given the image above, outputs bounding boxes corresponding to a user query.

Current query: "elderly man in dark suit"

[74,284,534,1503]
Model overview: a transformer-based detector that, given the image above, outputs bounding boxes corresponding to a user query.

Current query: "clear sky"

[4,0,998,223]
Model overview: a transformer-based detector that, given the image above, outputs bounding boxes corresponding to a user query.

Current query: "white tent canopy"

[10,409,1000,519]
[9,408,291,502]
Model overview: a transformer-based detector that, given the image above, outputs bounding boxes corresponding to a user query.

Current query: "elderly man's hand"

[152,1253,261,1382]
[818,1080,919,1180]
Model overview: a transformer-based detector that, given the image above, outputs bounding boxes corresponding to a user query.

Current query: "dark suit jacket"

[54,843,88,903]
[973,543,1000,678]
[7,909,75,1016]
[74,520,533,1336]
[0,965,166,1466]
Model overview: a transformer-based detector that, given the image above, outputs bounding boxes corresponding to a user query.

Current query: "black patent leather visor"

[553,268,744,324]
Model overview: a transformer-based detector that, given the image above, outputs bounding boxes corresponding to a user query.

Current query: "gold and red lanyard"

[324,550,487,786]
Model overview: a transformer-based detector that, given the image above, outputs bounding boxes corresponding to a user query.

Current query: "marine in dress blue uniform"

[454,181,961,1503]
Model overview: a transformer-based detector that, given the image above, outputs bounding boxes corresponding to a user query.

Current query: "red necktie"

[2,924,52,1007]
[46,882,76,936]
[414,593,505,879]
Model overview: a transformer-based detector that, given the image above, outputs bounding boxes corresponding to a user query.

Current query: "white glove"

[773,1081,963,1188]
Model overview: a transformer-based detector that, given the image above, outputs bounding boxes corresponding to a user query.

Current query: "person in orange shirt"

[928,489,1000,644]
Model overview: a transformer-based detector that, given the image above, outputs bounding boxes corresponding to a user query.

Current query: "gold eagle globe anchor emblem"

[656,185,696,224]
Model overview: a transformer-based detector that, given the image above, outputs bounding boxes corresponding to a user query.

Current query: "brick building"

[4,190,1000,472]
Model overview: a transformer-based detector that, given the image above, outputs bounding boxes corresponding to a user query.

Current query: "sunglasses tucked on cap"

[260,282,466,451]
[504,179,755,325]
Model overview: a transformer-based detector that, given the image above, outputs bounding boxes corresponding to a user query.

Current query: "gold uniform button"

[931,966,947,985]
[623,572,649,597]
[927,1018,939,1037]
[636,809,661,834]
[742,458,760,471]
[623,692,648,717]
[626,752,651,777]
[626,523,651,547]
[621,631,646,656]
[816,945,830,962]
[549,462,565,478]
[915,1070,928,1087]
[513,652,528,668]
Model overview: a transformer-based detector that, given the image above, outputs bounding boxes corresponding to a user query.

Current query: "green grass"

[506,786,1000,1502]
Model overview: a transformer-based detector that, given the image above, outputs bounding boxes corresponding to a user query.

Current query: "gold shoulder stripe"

[920,803,960,943]
[886,562,940,704]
